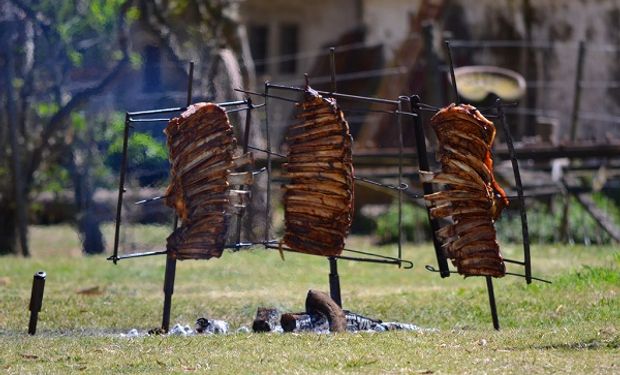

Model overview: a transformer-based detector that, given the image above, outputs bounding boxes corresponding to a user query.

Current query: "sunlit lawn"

[1,225,618,374]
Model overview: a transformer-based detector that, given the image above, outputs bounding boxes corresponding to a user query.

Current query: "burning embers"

[124,289,425,337]
[422,104,509,277]
[282,87,355,256]
[164,103,253,260]
[249,290,424,334]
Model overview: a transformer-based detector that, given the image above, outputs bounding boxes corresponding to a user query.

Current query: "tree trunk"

[77,210,105,255]
[2,21,29,257]
[0,200,17,254]
[67,145,105,255]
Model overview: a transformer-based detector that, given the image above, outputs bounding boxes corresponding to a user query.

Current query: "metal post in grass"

[328,257,342,307]
[409,95,450,277]
[161,255,177,332]
[486,276,500,330]
[28,271,46,335]
[327,47,343,307]
[162,61,193,332]
[496,98,532,284]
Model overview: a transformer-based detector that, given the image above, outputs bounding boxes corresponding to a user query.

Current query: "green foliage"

[592,192,620,223]
[108,132,167,164]
[496,195,619,245]
[70,112,87,132]
[375,202,431,244]
[129,52,143,69]
[34,164,71,194]
[105,113,169,186]
[370,194,620,246]
[35,102,60,119]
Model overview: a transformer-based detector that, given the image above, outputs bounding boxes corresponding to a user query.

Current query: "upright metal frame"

[107,45,547,332]
[254,47,415,307]
[108,62,265,331]
[408,41,540,330]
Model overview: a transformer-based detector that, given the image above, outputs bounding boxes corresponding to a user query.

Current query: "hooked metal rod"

[266,82,401,106]
[424,265,551,284]
[126,99,250,117]
[234,88,417,117]
[496,99,532,284]
[110,241,413,269]
[263,244,414,268]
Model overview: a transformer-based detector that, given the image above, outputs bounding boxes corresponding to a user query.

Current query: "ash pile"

[250,290,422,334]
[122,289,427,338]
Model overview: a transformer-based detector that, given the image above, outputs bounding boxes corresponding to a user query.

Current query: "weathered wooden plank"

[573,192,620,243]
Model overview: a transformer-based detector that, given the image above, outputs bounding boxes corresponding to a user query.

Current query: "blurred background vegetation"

[1,0,619,257]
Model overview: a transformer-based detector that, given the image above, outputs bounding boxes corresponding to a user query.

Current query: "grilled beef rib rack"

[281,87,354,256]
[422,104,509,277]
[164,102,253,260]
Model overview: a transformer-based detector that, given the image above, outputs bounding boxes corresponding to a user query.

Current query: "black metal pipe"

[506,272,551,284]
[161,61,193,331]
[264,82,272,243]
[134,195,167,205]
[107,250,168,261]
[266,82,400,105]
[108,241,267,262]
[218,100,250,107]
[342,247,409,263]
[329,47,337,93]
[234,88,299,103]
[235,88,418,116]
[328,257,342,307]
[234,98,254,249]
[448,39,557,49]
[263,244,413,268]
[127,107,184,116]
[397,96,408,266]
[334,255,402,266]
[409,95,450,277]
[226,103,264,114]
[342,107,417,117]
[128,118,171,123]
[28,271,46,335]
[182,239,414,266]
[186,62,194,107]
[424,265,550,283]
[326,48,344,304]
[125,96,247,118]
[111,113,131,264]
[242,94,253,162]
[496,99,531,283]
[486,276,500,330]
[445,40,460,104]
[503,258,526,265]
[569,41,585,141]
[161,254,177,332]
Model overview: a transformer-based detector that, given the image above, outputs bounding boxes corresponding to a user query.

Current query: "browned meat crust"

[423,103,508,277]
[282,88,354,256]
[164,103,252,260]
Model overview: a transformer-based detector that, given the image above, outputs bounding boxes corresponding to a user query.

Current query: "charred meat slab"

[164,103,252,260]
[282,88,354,256]
[423,104,508,277]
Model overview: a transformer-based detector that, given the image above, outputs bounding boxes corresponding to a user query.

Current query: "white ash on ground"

[119,289,435,337]
[195,318,229,334]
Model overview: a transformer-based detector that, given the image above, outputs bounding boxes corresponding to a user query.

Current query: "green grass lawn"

[1,225,619,374]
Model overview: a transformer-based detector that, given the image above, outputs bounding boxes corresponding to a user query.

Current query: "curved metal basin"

[452,66,526,102]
